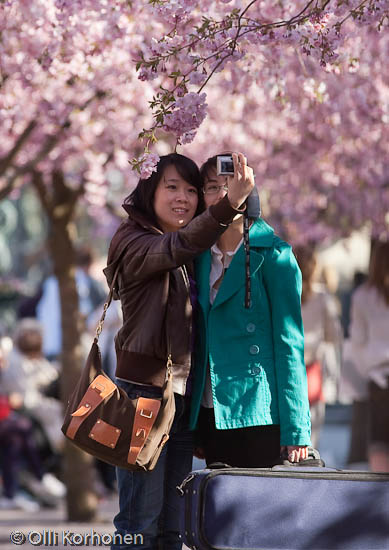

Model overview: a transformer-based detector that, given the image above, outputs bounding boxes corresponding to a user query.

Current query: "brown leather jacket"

[103,195,241,395]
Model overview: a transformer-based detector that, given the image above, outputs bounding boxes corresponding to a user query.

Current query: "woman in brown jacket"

[104,152,254,549]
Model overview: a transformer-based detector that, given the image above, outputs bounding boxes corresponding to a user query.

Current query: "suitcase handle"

[208,448,324,469]
[207,462,232,470]
[277,446,325,467]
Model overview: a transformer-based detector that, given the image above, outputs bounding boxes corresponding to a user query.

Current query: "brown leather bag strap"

[127,397,161,465]
[97,236,144,342]
[94,257,123,342]
[66,375,116,440]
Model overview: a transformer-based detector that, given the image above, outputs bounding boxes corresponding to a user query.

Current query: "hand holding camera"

[217,153,257,213]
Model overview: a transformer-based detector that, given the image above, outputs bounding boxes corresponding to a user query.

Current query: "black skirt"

[197,406,281,468]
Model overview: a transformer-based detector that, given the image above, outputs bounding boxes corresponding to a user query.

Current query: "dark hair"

[200,155,217,183]
[295,245,317,304]
[368,240,389,305]
[125,153,204,226]
[14,318,43,357]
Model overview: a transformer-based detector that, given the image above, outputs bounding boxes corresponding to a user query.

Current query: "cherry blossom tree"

[2,1,387,238]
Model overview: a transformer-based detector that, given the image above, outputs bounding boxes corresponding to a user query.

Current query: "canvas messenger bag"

[61,262,175,471]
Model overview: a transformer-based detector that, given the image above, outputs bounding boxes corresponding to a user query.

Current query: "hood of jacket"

[103,204,161,291]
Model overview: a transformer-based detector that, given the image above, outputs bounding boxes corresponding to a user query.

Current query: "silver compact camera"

[216,154,234,176]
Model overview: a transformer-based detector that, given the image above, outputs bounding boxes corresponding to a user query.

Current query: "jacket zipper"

[181,265,190,291]
[203,467,389,482]
[180,265,192,395]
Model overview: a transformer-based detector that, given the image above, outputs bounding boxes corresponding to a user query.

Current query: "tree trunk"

[34,170,98,521]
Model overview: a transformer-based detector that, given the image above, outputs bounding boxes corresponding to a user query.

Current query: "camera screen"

[217,155,234,175]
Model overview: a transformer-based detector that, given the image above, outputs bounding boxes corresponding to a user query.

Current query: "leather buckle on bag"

[140,409,153,419]
[92,381,106,394]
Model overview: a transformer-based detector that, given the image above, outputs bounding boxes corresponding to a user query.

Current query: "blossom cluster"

[138,152,160,180]
[163,93,208,143]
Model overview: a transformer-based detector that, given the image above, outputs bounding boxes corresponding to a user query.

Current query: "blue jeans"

[112,381,193,550]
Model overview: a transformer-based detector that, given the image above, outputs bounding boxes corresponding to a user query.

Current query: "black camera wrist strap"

[243,211,251,309]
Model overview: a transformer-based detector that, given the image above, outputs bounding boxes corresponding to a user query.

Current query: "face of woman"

[203,167,229,209]
[153,164,199,232]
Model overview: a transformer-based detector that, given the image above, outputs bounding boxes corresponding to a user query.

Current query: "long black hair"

[368,240,389,306]
[125,153,205,226]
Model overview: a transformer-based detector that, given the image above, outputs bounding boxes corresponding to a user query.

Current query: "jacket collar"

[247,218,274,248]
[195,218,274,312]
[122,203,162,234]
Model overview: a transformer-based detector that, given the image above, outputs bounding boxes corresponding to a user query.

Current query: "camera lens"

[221,160,234,173]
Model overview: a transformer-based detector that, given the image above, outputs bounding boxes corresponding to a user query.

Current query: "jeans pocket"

[116,379,163,400]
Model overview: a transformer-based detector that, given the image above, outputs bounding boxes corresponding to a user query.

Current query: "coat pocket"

[213,362,272,414]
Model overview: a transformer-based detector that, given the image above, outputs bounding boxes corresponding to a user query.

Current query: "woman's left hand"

[281,445,309,462]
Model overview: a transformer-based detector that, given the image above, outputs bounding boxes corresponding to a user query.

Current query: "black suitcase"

[178,465,389,550]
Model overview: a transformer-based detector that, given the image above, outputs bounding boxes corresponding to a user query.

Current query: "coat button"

[249,345,260,355]
[246,323,256,333]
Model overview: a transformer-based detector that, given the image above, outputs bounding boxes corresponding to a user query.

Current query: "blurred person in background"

[36,245,105,361]
[295,246,343,448]
[0,328,64,511]
[348,240,389,472]
[1,318,64,456]
[340,271,367,339]
[340,270,369,468]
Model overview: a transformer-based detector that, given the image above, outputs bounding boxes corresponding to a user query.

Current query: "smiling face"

[153,164,199,232]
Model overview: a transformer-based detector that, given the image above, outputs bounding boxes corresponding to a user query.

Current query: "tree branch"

[31,170,52,214]
[0,120,37,177]
[13,133,62,179]
[51,169,79,225]
[2,88,106,184]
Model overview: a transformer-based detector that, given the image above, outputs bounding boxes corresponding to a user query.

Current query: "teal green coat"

[189,219,311,446]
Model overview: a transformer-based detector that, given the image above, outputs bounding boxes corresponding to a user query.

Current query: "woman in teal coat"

[190,153,311,466]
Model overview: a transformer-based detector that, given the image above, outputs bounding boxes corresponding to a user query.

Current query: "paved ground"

[0,494,191,549]
[0,495,117,550]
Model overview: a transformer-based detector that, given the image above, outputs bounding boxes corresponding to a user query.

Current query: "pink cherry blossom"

[139,153,161,179]
[163,93,208,138]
